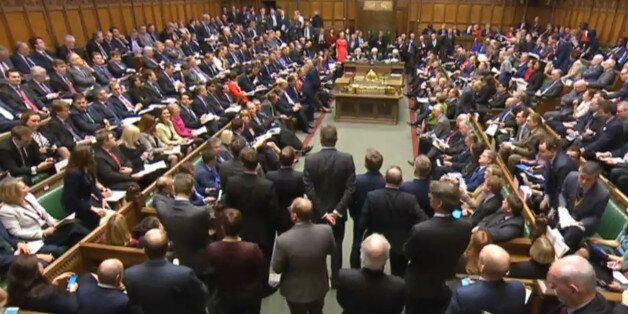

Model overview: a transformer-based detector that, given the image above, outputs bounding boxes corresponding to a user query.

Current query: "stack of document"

[225,105,242,113]
[163,145,181,155]
[136,161,168,177]
[558,207,579,229]
[192,126,208,136]
[545,226,571,257]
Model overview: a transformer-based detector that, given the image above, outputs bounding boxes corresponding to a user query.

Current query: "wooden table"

[333,92,402,124]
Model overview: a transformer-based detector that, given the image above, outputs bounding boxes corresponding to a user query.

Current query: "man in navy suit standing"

[348,148,385,269]
[124,228,208,314]
[446,245,526,313]
[77,258,133,314]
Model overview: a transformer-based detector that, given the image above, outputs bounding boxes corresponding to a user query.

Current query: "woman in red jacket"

[227,72,249,104]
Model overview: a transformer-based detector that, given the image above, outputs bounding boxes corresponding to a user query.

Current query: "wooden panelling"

[0,0,625,53]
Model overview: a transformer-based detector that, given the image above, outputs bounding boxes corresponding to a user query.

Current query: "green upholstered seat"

[37,186,67,220]
[595,200,628,240]
[30,173,50,186]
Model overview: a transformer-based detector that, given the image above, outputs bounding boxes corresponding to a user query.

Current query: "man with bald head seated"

[124,229,208,314]
[76,258,132,314]
[359,166,427,277]
[446,245,526,314]
[547,255,619,313]
[337,234,405,314]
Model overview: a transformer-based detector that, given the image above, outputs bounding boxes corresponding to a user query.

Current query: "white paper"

[546,226,571,257]
[486,124,498,137]
[163,145,181,155]
[614,271,628,285]
[192,126,208,136]
[98,209,117,226]
[105,190,127,203]
[54,159,68,173]
[60,98,73,105]
[224,105,242,113]
[416,97,429,103]
[135,160,168,177]
[122,117,141,125]
[25,240,44,254]
[558,207,579,229]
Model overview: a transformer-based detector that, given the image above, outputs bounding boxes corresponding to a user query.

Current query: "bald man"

[547,255,617,313]
[337,234,405,314]
[77,258,132,314]
[359,166,427,277]
[446,245,526,314]
[124,229,208,314]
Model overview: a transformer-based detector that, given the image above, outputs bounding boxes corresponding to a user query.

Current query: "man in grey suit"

[585,59,616,90]
[555,161,610,249]
[272,197,336,314]
[303,125,356,287]
[475,194,525,242]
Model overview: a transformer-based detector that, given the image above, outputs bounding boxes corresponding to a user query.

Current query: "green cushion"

[30,173,50,185]
[595,200,628,240]
[37,186,66,220]
[193,157,202,168]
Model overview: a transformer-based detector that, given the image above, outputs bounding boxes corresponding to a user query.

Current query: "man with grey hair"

[77,258,132,313]
[446,245,526,313]
[547,255,616,313]
[27,66,59,107]
[337,234,405,314]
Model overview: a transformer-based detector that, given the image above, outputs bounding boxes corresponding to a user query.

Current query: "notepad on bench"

[105,190,127,203]
[135,161,168,177]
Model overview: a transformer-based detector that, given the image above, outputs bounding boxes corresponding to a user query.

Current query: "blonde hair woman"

[508,235,555,279]
[0,178,87,257]
[155,107,187,146]
[105,213,137,247]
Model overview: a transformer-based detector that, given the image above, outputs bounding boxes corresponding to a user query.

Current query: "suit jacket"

[545,152,579,208]
[71,106,105,135]
[303,148,356,220]
[225,173,289,252]
[608,82,628,101]
[446,279,526,314]
[27,80,56,107]
[360,188,428,253]
[93,146,133,188]
[508,260,550,279]
[558,171,610,234]
[266,167,305,212]
[47,116,84,149]
[67,66,96,92]
[404,216,471,299]
[272,222,336,303]
[587,69,616,89]
[0,138,45,179]
[582,64,603,81]
[511,127,545,158]
[433,115,451,139]
[77,274,132,314]
[539,79,564,99]
[337,268,405,314]
[91,100,122,126]
[477,210,524,242]
[0,84,45,113]
[107,94,137,119]
[156,199,211,273]
[124,258,208,314]
[195,163,220,197]
[218,158,243,188]
[551,292,617,314]
[400,178,432,217]
[158,72,179,97]
[584,117,624,157]
[470,193,504,226]
[349,171,385,221]
[10,53,36,75]
[0,193,57,241]
[464,165,487,192]
[48,71,75,96]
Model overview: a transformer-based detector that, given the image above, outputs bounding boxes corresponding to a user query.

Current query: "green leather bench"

[594,199,628,240]
[37,185,67,220]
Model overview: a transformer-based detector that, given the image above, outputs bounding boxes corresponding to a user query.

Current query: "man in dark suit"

[225,147,290,294]
[581,100,624,159]
[195,149,221,198]
[46,100,90,150]
[0,69,46,115]
[585,59,616,90]
[446,245,526,314]
[547,255,618,314]
[93,130,136,190]
[475,194,525,242]
[556,162,610,249]
[266,146,305,214]
[124,228,208,314]
[29,37,55,72]
[158,63,182,97]
[271,197,336,314]
[108,81,141,118]
[0,126,54,185]
[70,93,105,136]
[581,54,604,81]
[404,180,471,313]
[11,42,36,75]
[337,234,405,314]
[359,166,428,277]
[303,125,356,286]
[607,68,628,101]
[401,155,433,217]
[77,258,133,314]
[466,176,504,226]
[539,138,579,210]
[27,66,59,108]
[218,137,247,187]
[57,34,85,62]
[348,149,385,269]
[48,59,78,97]
[157,173,212,274]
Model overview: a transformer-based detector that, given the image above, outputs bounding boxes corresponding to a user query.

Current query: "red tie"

[119,95,134,111]
[62,75,77,94]
[17,88,38,110]
[108,150,121,168]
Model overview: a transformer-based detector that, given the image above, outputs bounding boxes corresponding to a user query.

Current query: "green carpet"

[262,97,413,313]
